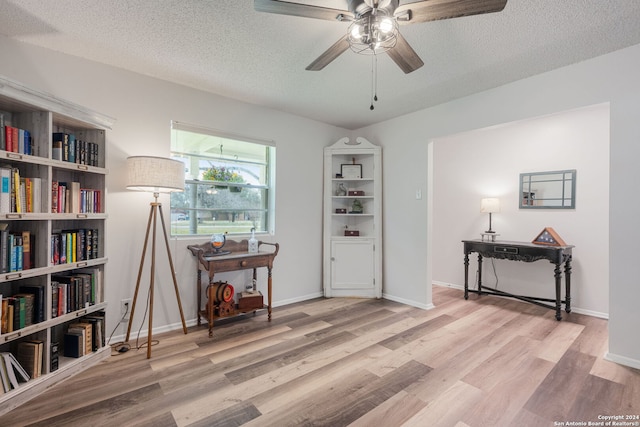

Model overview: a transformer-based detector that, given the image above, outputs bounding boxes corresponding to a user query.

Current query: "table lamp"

[480,198,500,234]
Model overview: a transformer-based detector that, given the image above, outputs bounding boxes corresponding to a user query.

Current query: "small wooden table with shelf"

[187,239,279,337]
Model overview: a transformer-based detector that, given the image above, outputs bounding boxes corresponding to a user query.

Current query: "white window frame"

[169,121,276,237]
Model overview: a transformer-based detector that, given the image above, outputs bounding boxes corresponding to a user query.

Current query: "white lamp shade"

[480,198,500,213]
[126,156,185,193]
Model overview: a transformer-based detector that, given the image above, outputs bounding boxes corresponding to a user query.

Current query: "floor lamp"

[125,156,188,358]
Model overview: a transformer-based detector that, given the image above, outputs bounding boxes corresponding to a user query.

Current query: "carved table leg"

[207,283,214,337]
[464,253,470,300]
[554,263,562,321]
[267,267,273,321]
[477,254,483,295]
[565,257,572,313]
[196,269,202,326]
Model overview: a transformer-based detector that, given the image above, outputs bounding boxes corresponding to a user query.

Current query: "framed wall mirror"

[519,169,576,209]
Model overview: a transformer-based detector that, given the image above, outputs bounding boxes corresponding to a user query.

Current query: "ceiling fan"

[254,0,508,74]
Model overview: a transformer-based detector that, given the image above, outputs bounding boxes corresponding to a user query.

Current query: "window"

[170,121,275,237]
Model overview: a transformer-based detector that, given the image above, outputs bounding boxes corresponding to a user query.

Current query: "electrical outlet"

[120,298,132,322]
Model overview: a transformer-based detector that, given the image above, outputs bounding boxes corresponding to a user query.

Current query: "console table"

[188,239,279,337]
[462,239,574,320]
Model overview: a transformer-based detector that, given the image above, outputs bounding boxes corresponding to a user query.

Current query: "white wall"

[357,43,640,368]
[431,104,609,317]
[0,35,348,340]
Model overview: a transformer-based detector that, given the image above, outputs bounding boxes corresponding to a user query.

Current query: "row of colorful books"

[64,313,105,358]
[52,132,100,167]
[51,181,101,214]
[51,268,102,318]
[0,113,35,156]
[0,166,42,214]
[1,270,101,334]
[51,228,100,266]
[0,284,44,334]
[0,225,34,273]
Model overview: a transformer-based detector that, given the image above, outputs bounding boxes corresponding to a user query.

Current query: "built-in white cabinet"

[323,137,381,298]
[0,75,113,415]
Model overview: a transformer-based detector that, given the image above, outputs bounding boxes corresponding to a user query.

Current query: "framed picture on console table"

[341,164,362,179]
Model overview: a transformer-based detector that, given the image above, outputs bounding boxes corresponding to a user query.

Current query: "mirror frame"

[519,169,576,209]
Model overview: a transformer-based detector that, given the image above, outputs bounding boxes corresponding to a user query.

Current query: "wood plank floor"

[1,286,639,427]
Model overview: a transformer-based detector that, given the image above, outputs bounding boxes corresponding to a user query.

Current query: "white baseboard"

[273,292,324,307]
[382,292,434,310]
[432,281,609,319]
[604,351,640,370]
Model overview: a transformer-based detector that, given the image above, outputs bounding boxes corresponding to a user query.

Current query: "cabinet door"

[330,239,375,296]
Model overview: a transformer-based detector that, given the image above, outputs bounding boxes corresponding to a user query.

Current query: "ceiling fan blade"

[396,0,507,23]
[254,0,353,21]
[306,35,350,71]
[386,32,424,73]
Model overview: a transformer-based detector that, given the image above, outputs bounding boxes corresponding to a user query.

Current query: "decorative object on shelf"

[336,182,347,196]
[344,226,360,237]
[480,198,500,234]
[335,208,347,214]
[341,158,362,179]
[209,233,231,256]
[348,190,365,196]
[207,281,234,304]
[532,227,567,246]
[125,155,188,358]
[248,227,259,254]
[238,291,264,310]
[350,199,363,214]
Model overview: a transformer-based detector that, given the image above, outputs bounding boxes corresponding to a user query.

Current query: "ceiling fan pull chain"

[370,54,379,110]
[374,53,379,102]
[370,55,375,110]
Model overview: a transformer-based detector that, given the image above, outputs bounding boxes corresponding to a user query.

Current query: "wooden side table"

[188,239,279,337]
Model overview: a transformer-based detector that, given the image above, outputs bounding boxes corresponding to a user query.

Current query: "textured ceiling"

[1,0,639,129]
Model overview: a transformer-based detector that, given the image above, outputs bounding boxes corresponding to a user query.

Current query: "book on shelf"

[1,298,13,333]
[0,353,10,393]
[68,322,93,355]
[52,132,66,161]
[50,341,59,372]
[0,113,4,151]
[12,293,34,327]
[64,329,84,358]
[19,284,45,324]
[0,352,30,390]
[4,125,13,153]
[8,233,23,272]
[19,230,34,270]
[0,167,10,214]
[10,296,26,330]
[16,341,42,379]
[0,222,8,273]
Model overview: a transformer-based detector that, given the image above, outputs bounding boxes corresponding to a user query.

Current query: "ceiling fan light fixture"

[347,13,398,55]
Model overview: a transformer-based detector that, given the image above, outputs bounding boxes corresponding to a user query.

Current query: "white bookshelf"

[0,75,114,415]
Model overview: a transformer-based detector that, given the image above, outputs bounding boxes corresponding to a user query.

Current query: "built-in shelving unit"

[323,137,382,298]
[0,75,114,415]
